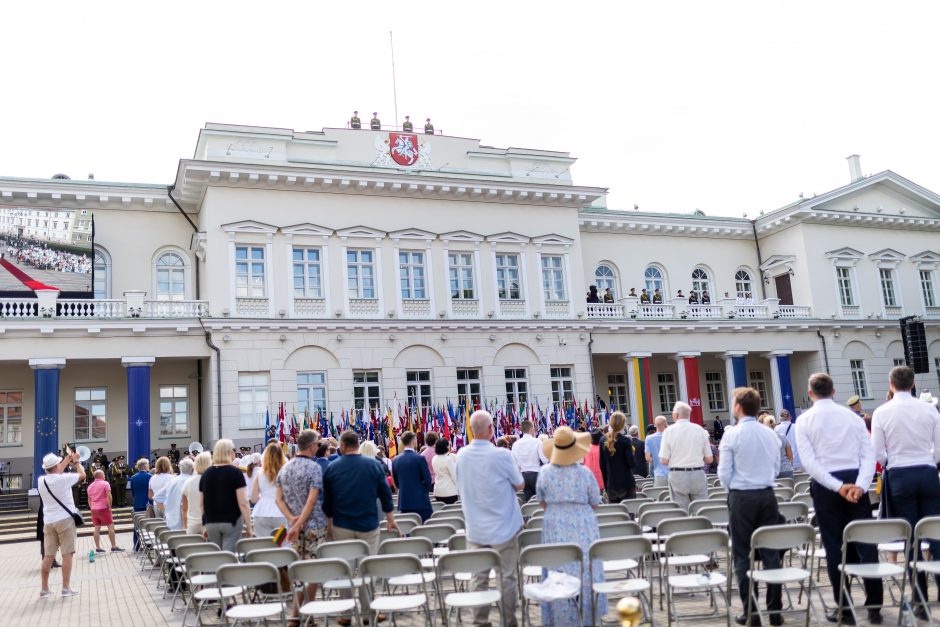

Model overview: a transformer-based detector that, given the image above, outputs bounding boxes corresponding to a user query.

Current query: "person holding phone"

[38,448,86,599]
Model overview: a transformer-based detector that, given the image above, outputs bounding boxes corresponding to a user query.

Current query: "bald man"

[86,469,123,553]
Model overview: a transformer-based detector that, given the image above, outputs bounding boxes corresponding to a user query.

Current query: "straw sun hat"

[542,426,592,466]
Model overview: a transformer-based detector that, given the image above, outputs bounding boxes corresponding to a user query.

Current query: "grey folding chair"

[642,486,670,501]
[427,517,465,531]
[235,536,277,559]
[168,542,218,611]
[707,487,728,499]
[162,534,206,596]
[316,539,372,597]
[656,516,713,609]
[520,543,584,627]
[793,480,812,495]
[775,477,795,489]
[525,516,544,530]
[597,503,630,514]
[746,523,816,626]
[697,505,730,528]
[688,499,727,516]
[623,497,654,519]
[360,554,434,625]
[663,529,732,626]
[838,518,910,626]
[912,516,940,623]
[379,528,400,543]
[181,550,240,627]
[598,520,642,539]
[393,518,419,536]
[431,500,445,513]
[637,501,683,521]
[393,512,423,526]
[521,502,543,519]
[590,536,655,625]
[639,509,687,535]
[596,512,632,524]
[216,562,288,626]
[289,558,362,627]
[777,501,810,524]
[436,549,505,626]
[773,487,795,502]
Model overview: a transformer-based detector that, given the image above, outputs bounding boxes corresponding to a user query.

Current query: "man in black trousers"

[718,387,784,625]
[796,372,881,624]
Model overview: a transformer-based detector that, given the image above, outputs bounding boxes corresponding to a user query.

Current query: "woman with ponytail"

[599,411,636,502]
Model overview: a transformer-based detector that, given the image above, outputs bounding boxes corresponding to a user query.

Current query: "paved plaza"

[0,530,904,626]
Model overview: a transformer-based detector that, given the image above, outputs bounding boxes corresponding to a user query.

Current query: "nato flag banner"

[775,354,797,419]
[126,364,151,464]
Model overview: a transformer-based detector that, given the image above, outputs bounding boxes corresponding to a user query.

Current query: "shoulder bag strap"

[43,477,77,514]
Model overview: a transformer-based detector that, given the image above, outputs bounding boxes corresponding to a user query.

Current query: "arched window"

[93,247,111,299]
[691,267,711,296]
[155,251,187,301]
[735,269,753,299]
[594,264,617,297]
[644,265,665,295]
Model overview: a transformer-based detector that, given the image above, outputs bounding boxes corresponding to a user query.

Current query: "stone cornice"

[578,211,753,240]
[0,177,179,213]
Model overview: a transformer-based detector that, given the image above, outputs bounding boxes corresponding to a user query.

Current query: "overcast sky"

[1,1,938,216]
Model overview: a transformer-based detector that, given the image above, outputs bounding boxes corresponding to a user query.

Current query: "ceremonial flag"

[631,356,654,438]
[264,408,271,445]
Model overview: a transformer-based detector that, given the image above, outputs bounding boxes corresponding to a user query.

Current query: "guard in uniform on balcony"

[652,288,663,304]
[370,112,381,130]
[701,290,711,304]
[424,118,434,134]
[402,116,413,132]
[350,111,361,129]
[688,290,699,304]
[603,288,614,303]
[676,289,685,299]
[639,288,650,304]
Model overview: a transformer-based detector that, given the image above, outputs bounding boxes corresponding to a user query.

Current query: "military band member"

[108,456,127,507]
[424,118,434,134]
[350,110,361,129]
[370,112,381,130]
[167,442,181,469]
[402,115,413,132]
[93,447,109,468]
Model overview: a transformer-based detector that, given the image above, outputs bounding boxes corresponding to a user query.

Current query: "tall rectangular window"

[399,251,427,300]
[235,246,266,298]
[297,372,327,417]
[353,371,381,412]
[921,270,937,308]
[292,247,322,298]
[748,371,769,408]
[607,374,628,412]
[456,369,482,409]
[75,388,107,441]
[705,371,726,412]
[406,370,432,409]
[505,368,528,407]
[159,386,189,437]
[550,366,574,405]
[879,268,897,307]
[495,253,521,300]
[836,267,855,307]
[850,360,869,399]
[657,373,677,414]
[347,249,376,299]
[238,373,269,429]
[541,255,567,302]
[0,391,22,445]
[893,358,905,368]
[449,252,475,299]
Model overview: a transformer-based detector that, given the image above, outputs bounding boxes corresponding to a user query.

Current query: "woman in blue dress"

[536,426,605,626]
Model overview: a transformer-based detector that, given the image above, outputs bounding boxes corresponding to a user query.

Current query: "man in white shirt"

[774,409,800,470]
[795,373,881,624]
[659,401,713,510]
[38,450,86,599]
[457,410,525,627]
[871,366,940,619]
[511,419,547,502]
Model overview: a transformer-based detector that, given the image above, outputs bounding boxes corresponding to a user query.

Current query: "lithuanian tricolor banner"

[631,356,653,438]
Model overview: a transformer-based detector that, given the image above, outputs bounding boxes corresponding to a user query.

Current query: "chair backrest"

[431,501,445,512]
[697,506,729,526]
[622,497,653,516]
[641,486,670,500]
[316,539,371,564]
[186,550,238,575]
[518,528,542,550]
[441,503,463,511]
[521,502,543,518]
[167,534,206,552]
[175,542,220,562]
[245,547,300,568]
[360,554,424,580]
[689,499,727,515]
[664,528,729,557]
[751,523,815,552]
[289,558,352,586]
[596,512,631,524]
[447,534,467,551]
[843,518,911,547]
[775,477,795,489]
[520,543,583,570]
[914,516,940,545]
[707,487,728,498]
[218,562,281,591]
[596,503,629,514]
[639,508,686,530]
[236,537,277,556]
[793,481,811,494]
[590,536,653,564]
[598,521,642,539]
[158,529,187,544]
[379,528,401,543]
[773,487,794,501]
[791,493,814,509]
[525,517,544,530]
[777,501,809,524]
[394,519,419,535]
[636,501,682,519]
[378,536,434,557]
[395,512,423,525]
[657,516,712,538]
[411,524,457,544]
[437,548,501,578]
[429,517,465,530]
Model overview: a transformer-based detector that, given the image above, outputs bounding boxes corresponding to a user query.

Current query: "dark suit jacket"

[392,449,433,521]
[632,437,649,477]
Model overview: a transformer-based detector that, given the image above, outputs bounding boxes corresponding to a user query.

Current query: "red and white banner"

[683,357,704,425]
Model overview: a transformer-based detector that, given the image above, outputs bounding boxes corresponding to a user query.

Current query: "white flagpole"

[390,31,399,128]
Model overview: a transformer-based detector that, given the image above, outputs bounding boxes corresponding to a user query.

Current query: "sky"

[1,1,938,217]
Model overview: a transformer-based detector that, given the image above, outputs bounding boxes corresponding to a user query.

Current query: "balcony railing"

[777,305,812,318]
[586,297,816,321]
[586,303,624,318]
[882,305,904,319]
[926,306,940,320]
[0,296,208,320]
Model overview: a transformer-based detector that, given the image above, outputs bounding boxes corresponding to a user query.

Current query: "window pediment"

[440,230,484,243]
[868,248,906,268]
[532,234,574,247]
[336,225,386,240]
[389,228,436,241]
[282,223,334,237]
[825,247,864,266]
[910,250,940,268]
[485,231,530,244]
[221,220,277,234]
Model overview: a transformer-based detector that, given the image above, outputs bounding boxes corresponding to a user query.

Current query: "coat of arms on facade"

[373,133,432,169]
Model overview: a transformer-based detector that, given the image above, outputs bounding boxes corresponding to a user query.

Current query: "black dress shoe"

[735,614,761,626]
[914,605,930,621]
[867,609,883,624]
[825,608,855,624]
[769,614,784,626]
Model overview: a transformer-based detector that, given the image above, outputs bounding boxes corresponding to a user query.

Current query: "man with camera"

[38,448,86,599]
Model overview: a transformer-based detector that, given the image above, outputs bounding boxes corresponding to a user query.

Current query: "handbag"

[42,478,85,527]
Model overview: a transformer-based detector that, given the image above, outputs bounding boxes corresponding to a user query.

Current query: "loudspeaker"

[900,319,930,374]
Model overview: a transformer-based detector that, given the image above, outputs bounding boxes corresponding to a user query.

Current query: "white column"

[472,243,483,315]
[424,239,435,318]
[321,235,331,316]
[285,234,295,317]
[340,238,350,317]
[442,244,453,317]
[765,350,793,416]
[672,352,700,401]
[490,245,501,317]
[374,238,385,316]
[519,243,530,318]
[563,246,574,317]
[722,351,747,424]
[535,245,545,317]
[392,239,403,317]
[265,233,275,317]
[227,234,237,315]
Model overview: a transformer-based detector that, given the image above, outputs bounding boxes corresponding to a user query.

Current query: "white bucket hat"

[42,453,62,469]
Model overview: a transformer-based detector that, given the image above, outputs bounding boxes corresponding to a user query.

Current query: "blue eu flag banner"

[33,367,61,488]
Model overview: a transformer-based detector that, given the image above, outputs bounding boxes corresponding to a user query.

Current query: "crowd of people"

[1,236,91,273]
[35,365,940,626]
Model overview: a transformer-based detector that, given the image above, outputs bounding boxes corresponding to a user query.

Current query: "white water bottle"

[900,598,915,627]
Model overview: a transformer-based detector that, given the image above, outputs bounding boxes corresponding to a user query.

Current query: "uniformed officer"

[350,110,361,129]
[167,443,181,472]
[370,112,381,130]
[94,447,109,468]
[424,118,434,134]
[109,456,127,507]
[402,116,413,132]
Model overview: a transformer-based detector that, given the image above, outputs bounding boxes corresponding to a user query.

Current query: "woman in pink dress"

[583,429,605,492]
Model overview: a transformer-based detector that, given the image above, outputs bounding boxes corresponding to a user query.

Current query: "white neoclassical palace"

[0,123,938,488]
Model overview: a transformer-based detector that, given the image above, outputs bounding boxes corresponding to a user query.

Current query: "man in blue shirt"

[456,410,524,627]
[718,387,783,626]
[129,458,152,551]
[644,416,670,486]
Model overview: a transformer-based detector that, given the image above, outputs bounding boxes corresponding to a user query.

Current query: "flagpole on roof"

[389,31,399,128]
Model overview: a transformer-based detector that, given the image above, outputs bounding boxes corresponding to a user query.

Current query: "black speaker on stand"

[899,316,930,374]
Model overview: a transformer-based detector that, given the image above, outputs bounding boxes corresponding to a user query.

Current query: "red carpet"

[0,258,59,291]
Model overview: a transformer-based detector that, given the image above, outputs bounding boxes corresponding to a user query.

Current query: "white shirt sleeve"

[854,420,876,492]
[870,411,887,467]
[659,430,672,462]
[701,429,712,461]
